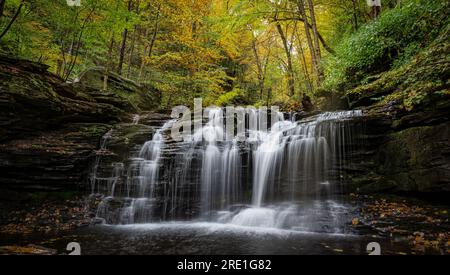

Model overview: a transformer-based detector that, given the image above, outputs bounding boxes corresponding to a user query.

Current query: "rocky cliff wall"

[0,56,162,192]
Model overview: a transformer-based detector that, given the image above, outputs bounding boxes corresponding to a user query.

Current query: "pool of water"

[1,199,416,255]
[14,222,412,255]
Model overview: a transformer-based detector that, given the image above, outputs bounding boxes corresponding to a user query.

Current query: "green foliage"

[215,87,247,106]
[323,0,450,92]
[1,0,447,111]
[347,21,450,112]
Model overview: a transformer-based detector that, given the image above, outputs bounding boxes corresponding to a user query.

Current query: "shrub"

[323,0,449,92]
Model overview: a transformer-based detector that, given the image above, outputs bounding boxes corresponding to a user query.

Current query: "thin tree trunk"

[306,0,323,82]
[126,25,138,79]
[351,0,359,30]
[56,59,63,77]
[295,30,313,93]
[306,0,321,60]
[117,28,128,75]
[275,22,295,97]
[138,43,148,83]
[147,18,158,58]
[271,17,334,55]
[266,88,272,107]
[373,6,381,19]
[118,0,132,75]
[137,32,148,82]
[297,0,318,83]
[126,0,140,79]
[59,37,67,78]
[138,4,160,82]
[0,0,24,41]
[104,0,120,90]
[0,0,6,19]
[63,5,97,81]
[103,33,115,90]
[251,32,264,99]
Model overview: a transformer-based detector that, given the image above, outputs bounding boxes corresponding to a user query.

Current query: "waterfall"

[95,120,174,224]
[90,129,113,194]
[93,109,363,232]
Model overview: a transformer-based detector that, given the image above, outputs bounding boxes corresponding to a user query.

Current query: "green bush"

[323,0,449,92]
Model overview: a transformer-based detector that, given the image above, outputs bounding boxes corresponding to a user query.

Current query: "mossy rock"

[377,123,450,192]
[76,67,161,112]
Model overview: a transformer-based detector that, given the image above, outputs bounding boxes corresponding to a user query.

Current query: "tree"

[138,2,161,82]
[351,0,359,30]
[297,0,318,84]
[275,21,295,96]
[0,0,25,41]
[117,0,132,75]
[0,0,6,19]
[305,0,323,82]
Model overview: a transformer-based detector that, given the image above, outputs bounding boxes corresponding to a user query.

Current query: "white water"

[93,109,363,233]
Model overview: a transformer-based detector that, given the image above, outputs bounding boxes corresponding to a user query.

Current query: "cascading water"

[93,109,363,233]
[95,120,175,224]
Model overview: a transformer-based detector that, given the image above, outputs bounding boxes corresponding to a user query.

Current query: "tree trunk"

[0,0,6,19]
[295,30,313,93]
[56,59,63,77]
[305,0,323,82]
[63,5,97,81]
[276,22,295,97]
[126,25,138,79]
[351,0,359,30]
[373,6,381,19]
[117,28,128,75]
[306,0,321,60]
[117,0,133,75]
[297,0,318,82]
[251,32,265,100]
[138,4,160,82]
[266,87,272,107]
[126,0,140,79]
[272,17,334,55]
[138,29,149,83]
[103,33,115,91]
[0,0,24,41]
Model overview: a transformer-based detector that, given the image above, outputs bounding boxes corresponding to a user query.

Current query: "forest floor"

[0,193,101,235]
[350,193,450,255]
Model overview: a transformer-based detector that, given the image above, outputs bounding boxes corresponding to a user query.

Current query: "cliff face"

[0,56,162,191]
[341,28,450,195]
[344,114,450,195]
